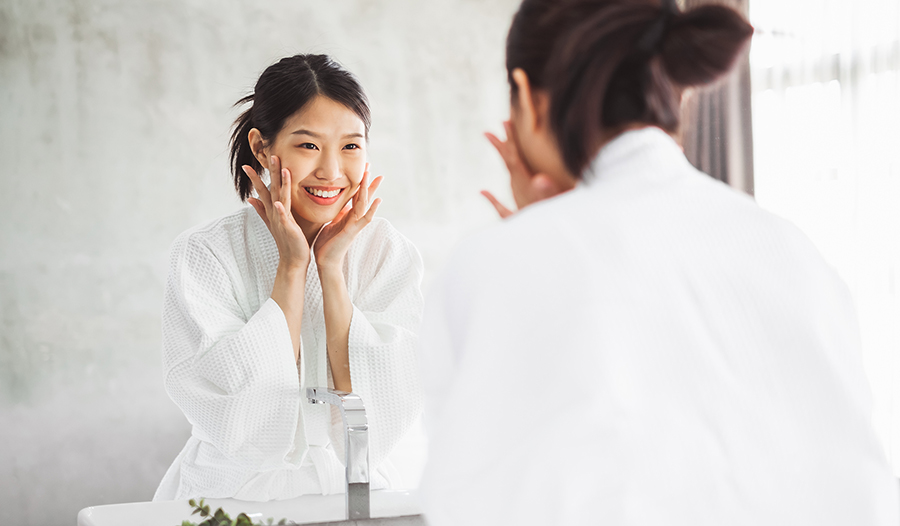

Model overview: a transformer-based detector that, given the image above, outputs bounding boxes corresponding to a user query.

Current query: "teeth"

[306,188,341,198]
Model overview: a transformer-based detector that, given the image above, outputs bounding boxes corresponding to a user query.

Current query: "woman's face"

[259,95,367,232]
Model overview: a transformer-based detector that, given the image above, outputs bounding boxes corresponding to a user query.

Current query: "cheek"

[278,153,311,181]
[345,158,367,186]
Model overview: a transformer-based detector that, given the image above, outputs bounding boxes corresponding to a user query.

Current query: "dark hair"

[229,54,371,201]
[506,0,753,176]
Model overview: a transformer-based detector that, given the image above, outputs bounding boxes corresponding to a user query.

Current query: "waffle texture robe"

[154,209,424,501]
[418,128,899,526]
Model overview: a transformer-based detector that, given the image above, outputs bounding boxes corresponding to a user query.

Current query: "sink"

[78,389,425,525]
[76,489,422,526]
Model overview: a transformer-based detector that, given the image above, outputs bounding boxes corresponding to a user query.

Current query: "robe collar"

[581,126,690,187]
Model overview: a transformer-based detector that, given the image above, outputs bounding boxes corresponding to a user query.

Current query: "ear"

[511,69,542,134]
[248,128,269,170]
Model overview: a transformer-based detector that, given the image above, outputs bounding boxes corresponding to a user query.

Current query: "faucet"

[306,387,370,520]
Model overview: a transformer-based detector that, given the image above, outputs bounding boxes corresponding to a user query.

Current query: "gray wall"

[0,1,521,524]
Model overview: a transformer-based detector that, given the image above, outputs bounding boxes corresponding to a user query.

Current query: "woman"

[154,54,423,501]
[418,1,898,525]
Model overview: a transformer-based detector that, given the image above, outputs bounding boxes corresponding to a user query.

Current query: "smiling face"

[254,95,367,235]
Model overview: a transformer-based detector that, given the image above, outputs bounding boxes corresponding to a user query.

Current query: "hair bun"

[660,4,754,87]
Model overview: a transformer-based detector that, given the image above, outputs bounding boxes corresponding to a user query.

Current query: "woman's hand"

[313,163,383,271]
[314,164,380,394]
[480,190,514,219]
[483,120,564,218]
[244,156,311,271]
[244,156,309,362]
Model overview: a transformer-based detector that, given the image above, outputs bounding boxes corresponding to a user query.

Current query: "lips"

[303,186,345,205]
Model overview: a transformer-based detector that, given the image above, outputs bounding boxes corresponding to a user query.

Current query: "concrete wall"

[0,1,521,524]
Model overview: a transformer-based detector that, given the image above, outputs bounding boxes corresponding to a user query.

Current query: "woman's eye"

[297,143,318,150]
[344,143,360,150]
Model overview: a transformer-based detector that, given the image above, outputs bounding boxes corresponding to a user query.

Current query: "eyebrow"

[290,129,365,140]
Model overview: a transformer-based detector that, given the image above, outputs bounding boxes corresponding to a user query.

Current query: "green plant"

[179,498,289,526]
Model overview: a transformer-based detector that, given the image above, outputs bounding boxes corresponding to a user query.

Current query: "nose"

[315,151,341,183]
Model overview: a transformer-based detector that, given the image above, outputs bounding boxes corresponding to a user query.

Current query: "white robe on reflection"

[418,128,899,526]
[153,208,423,501]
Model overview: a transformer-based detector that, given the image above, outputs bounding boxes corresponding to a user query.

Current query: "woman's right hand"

[244,155,311,271]
[484,120,565,218]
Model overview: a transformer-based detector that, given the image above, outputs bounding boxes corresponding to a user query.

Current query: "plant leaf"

[180,500,288,526]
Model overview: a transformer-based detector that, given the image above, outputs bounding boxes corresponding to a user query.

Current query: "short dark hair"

[229,54,371,201]
[506,0,753,176]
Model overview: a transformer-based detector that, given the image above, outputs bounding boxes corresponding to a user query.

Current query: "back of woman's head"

[230,54,370,201]
[506,0,753,176]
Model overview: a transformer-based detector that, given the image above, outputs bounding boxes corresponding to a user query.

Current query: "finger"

[273,200,292,223]
[243,165,272,206]
[247,197,271,229]
[480,190,514,219]
[363,197,382,223]
[503,120,515,143]
[359,175,384,216]
[347,164,366,203]
[502,122,526,167]
[484,132,508,158]
[331,204,351,226]
[269,155,283,202]
[355,166,370,217]
[367,175,384,197]
[484,132,515,173]
[485,131,524,176]
[360,164,370,200]
[281,167,292,212]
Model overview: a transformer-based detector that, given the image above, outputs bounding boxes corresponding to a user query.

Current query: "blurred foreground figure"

[418,1,899,524]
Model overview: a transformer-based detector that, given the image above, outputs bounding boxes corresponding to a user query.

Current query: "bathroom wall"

[0,1,521,524]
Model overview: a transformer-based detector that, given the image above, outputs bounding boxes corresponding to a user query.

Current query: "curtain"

[679,0,755,195]
[749,0,900,474]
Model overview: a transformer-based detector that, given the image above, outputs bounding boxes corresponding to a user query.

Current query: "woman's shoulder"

[169,207,262,263]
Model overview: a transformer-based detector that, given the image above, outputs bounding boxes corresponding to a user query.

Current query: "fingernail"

[270,155,276,165]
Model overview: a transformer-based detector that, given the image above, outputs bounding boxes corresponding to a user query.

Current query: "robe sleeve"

[161,230,309,471]
[328,221,425,476]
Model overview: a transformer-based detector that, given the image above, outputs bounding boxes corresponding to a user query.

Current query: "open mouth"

[303,186,344,205]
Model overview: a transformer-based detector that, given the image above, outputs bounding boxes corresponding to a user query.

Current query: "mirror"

[0,1,521,523]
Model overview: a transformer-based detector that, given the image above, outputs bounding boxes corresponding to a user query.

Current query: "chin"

[302,204,344,225]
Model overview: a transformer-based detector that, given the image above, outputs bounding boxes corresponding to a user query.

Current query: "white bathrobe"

[418,128,899,525]
[154,208,424,501]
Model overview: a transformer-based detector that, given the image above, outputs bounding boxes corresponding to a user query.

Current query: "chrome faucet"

[306,387,370,520]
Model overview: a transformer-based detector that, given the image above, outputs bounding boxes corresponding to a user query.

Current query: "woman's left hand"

[314,163,383,270]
